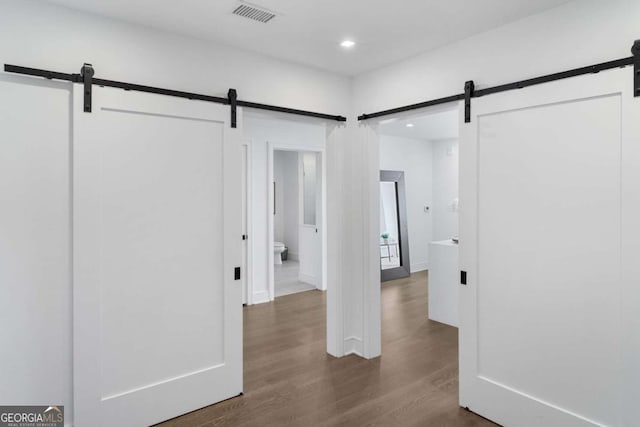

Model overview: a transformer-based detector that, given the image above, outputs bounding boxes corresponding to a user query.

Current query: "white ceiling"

[379,108,458,141]
[42,0,570,76]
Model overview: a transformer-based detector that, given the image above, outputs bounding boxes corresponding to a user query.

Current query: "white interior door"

[459,66,640,427]
[73,86,243,427]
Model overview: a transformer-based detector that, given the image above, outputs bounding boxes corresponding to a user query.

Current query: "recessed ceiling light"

[406,123,414,128]
[340,40,356,48]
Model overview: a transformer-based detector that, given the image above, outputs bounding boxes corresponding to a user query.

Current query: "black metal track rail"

[358,46,638,122]
[238,100,346,122]
[4,64,81,82]
[3,64,347,124]
[93,76,230,104]
[358,94,464,121]
[474,56,633,97]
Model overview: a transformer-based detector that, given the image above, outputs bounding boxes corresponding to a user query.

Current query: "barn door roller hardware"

[80,63,94,113]
[227,88,238,128]
[3,63,347,126]
[464,80,474,123]
[358,40,639,123]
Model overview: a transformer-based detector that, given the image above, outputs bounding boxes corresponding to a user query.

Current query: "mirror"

[380,170,411,281]
[380,181,400,270]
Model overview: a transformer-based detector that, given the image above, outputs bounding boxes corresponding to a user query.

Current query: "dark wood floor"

[159,271,497,426]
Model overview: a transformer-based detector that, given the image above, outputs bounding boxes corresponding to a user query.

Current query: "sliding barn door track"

[4,40,639,126]
[358,39,640,123]
[3,63,347,127]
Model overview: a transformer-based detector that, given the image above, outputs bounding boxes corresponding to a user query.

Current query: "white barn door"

[73,86,243,427]
[459,66,640,427]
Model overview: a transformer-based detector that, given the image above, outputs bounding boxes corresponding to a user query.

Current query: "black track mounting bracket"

[464,80,474,123]
[228,88,238,128]
[80,63,94,113]
[632,40,640,97]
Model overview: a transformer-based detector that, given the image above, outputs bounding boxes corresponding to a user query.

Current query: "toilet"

[274,241,286,265]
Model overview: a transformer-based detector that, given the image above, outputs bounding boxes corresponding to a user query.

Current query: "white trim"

[242,140,254,305]
[325,124,346,358]
[267,143,275,301]
[410,262,429,273]
[344,336,364,357]
[320,146,328,292]
[247,140,254,305]
[252,290,270,305]
[363,124,382,359]
[299,272,319,288]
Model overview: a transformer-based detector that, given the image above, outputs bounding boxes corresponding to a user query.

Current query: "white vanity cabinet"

[428,240,458,327]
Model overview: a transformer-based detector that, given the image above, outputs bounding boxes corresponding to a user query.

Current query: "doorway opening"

[242,111,328,303]
[377,103,460,328]
[272,149,324,297]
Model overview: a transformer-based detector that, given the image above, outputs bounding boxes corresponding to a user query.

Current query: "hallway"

[159,272,496,426]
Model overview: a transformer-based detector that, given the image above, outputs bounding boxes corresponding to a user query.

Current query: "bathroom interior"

[378,105,460,327]
[273,149,323,297]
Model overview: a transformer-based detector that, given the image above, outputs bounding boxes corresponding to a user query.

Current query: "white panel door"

[460,66,640,427]
[73,85,243,427]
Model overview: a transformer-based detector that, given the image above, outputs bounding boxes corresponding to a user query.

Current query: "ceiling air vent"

[232,3,276,23]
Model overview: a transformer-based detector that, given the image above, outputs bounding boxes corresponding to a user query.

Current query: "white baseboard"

[299,272,319,288]
[344,336,364,357]
[252,290,270,305]
[410,261,429,273]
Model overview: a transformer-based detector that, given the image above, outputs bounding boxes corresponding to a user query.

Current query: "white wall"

[0,1,349,422]
[244,114,327,304]
[0,76,72,426]
[354,0,640,113]
[274,150,299,259]
[379,135,433,272]
[0,0,350,115]
[432,139,459,242]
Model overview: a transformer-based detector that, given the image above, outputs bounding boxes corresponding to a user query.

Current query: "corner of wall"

[344,336,364,357]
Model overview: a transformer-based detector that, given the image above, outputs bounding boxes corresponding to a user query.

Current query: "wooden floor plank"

[158,271,497,427]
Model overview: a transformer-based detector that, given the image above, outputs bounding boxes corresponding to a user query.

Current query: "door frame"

[243,113,346,358]
[241,140,253,305]
[362,102,462,359]
[267,142,327,299]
